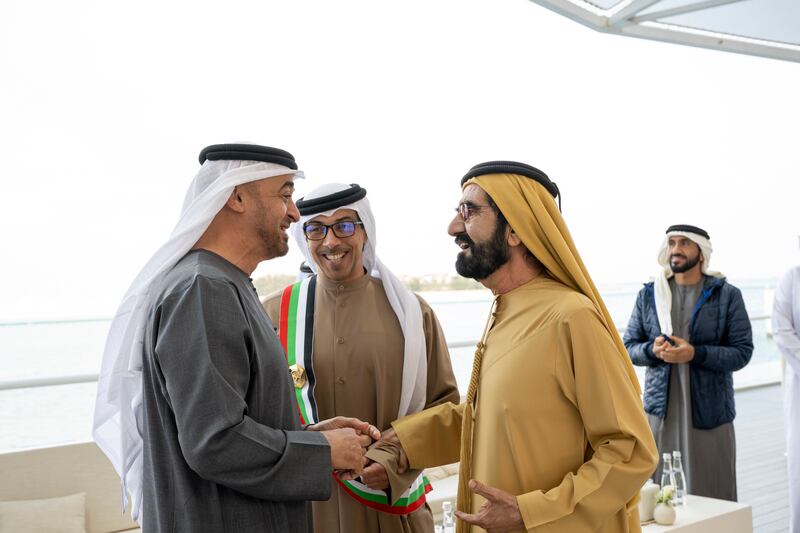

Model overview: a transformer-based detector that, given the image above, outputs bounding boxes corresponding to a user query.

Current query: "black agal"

[296,184,367,216]
[462,161,560,209]
[666,224,710,240]
[198,144,298,170]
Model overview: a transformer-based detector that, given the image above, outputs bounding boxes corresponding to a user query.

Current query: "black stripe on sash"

[304,276,319,422]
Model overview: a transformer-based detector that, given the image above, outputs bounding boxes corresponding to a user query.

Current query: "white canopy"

[527,0,800,63]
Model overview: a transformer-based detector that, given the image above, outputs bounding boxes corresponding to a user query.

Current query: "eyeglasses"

[303,220,364,240]
[455,202,491,222]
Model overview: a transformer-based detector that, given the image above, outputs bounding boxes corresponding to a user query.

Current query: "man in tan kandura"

[380,161,658,532]
[263,182,460,533]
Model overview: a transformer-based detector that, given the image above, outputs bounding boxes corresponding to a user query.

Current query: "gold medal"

[289,364,307,389]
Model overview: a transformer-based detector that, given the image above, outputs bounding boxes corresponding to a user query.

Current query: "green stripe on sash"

[341,475,430,507]
[282,278,430,514]
[286,282,300,365]
[287,282,311,422]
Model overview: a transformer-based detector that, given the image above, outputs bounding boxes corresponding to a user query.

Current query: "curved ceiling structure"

[527,0,800,62]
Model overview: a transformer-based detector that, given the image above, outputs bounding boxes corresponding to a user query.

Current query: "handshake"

[306,417,407,488]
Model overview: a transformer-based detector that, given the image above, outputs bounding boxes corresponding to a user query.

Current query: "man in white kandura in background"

[773,264,800,533]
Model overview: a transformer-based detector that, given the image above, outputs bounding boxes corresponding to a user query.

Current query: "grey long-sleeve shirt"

[141,249,331,533]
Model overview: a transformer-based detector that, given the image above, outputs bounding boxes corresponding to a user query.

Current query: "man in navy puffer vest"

[624,224,752,501]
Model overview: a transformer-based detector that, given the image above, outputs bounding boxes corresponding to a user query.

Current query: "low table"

[643,495,752,533]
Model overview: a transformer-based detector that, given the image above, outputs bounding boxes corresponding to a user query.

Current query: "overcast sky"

[1,0,799,321]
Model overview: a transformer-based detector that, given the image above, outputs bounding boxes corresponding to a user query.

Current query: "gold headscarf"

[455,173,641,531]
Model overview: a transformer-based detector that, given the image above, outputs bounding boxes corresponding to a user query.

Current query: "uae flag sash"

[278,277,432,515]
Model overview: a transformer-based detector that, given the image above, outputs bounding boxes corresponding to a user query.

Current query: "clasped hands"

[306,416,379,480]
[304,417,393,488]
[309,422,526,530]
[653,334,695,363]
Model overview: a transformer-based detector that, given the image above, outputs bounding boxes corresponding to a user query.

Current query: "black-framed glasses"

[455,202,491,222]
[303,220,364,240]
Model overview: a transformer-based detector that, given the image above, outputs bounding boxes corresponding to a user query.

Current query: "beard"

[454,220,510,280]
[259,225,289,258]
[253,196,289,259]
[669,253,701,274]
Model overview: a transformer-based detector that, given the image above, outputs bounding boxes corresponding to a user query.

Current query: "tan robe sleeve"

[364,443,421,505]
[391,401,464,470]
[517,308,658,532]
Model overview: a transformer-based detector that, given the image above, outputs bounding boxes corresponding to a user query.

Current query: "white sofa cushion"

[0,492,86,533]
[0,442,137,533]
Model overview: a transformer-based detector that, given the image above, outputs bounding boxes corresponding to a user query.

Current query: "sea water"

[0,281,780,452]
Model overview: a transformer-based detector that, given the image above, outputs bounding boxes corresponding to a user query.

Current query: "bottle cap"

[673,451,682,457]
[662,452,671,460]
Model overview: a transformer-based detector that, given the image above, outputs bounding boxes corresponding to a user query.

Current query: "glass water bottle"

[660,452,676,492]
[441,501,456,533]
[672,450,687,505]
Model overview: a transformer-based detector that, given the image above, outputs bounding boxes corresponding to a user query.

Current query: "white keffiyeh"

[290,183,427,418]
[92,157,303,523]
[654,230,723,335]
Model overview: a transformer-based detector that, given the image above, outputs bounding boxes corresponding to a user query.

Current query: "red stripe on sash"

[279,283,307,425]
[332,475,432,516]
[278,284,294,353]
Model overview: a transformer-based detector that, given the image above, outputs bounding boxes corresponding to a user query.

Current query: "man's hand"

[361,460,390,490]
[378,427,409,474]
[454,479,524,533]
[320,428,369,477]
[652,335,668,359]
[379,426,400,444]
[311,417,380,480]
[308,416,380,443]
[660,335,695,363]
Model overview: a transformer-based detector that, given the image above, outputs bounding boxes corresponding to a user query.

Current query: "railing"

[0,373,100,391]
[0,314,775,392]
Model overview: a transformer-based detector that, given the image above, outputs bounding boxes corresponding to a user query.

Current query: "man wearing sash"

[380,162,658,532]
[262,183,460,532]
[94,145,377,532]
